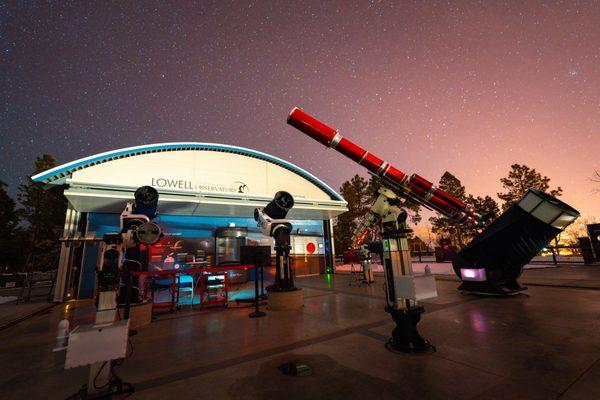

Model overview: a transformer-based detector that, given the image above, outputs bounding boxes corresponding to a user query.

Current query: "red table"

[133,265,252,311]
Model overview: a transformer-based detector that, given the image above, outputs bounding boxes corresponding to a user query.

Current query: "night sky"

[1,1,598,219]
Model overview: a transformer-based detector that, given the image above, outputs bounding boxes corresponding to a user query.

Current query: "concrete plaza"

[1,266,599,399]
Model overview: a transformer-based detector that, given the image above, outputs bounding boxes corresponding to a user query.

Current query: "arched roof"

[31,142,343,201]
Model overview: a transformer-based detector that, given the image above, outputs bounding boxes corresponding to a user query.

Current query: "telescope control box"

[394,275,437,302]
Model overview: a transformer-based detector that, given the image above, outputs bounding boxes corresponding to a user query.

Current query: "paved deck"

[338,263,600,291]
[0,286,55,330]
[1,268,599,399]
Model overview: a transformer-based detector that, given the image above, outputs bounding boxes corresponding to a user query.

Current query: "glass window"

[531,201,563,224]
[518,191,542,212]
[551,213,577,230]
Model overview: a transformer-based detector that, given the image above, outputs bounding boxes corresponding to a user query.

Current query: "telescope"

[61,186,162,398]
[287,107,580,295]
[121,186,161,247]
[453,188,579,293]
[255,191,296,291]
[133,185,159,218]
[287,107,482,226]
[254,191,294,236]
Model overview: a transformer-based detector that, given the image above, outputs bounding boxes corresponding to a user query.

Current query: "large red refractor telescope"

[287,107,481,226]
[287,107,580,295]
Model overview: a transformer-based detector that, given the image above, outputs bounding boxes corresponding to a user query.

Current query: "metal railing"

[528,245,584,265]
[335,245,586,266]
[408,246,585,265]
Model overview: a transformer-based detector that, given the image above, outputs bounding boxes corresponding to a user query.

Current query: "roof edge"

[31,142,343,201]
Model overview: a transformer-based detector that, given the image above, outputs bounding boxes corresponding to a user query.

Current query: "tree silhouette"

[497,164,562,211]
[17,154,67,271]
[464,194,500,240]
[0,180,21,272]
[429,171,468,247]
[333,175,372,253]
[593,169,600,194]
[333,174,421,253]
[428,172,501,246]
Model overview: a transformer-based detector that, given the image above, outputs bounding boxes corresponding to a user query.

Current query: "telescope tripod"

[271,226,295,291]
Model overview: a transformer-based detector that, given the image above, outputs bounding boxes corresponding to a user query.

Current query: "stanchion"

[248,259,266,318]
[240,245,271,318]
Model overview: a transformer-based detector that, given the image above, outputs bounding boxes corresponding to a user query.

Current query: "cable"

[123,258,143,269]
[111,352,135,396]
[127,337,134,358]
[93,361,109,390]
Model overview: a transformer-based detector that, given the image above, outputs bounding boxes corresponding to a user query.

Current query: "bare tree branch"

[592,169,600,194]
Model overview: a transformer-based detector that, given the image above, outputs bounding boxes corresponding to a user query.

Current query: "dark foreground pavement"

[0,270,599,400]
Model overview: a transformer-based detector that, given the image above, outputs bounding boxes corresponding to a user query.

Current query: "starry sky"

[1,1,599,220]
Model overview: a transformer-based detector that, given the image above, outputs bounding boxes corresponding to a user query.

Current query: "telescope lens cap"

[135,186,159,205]
[274,191,294,210]
[264,191,295,219]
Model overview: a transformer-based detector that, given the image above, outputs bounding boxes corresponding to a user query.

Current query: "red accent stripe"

[465,216,477,225]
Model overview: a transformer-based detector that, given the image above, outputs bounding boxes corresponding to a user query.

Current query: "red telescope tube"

[287,107,480,225]
[407,174,468,212]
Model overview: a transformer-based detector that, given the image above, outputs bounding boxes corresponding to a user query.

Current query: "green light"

[325,273,333,287]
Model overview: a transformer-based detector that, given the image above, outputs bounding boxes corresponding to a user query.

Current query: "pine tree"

[0,180,20,271]
[333,174,422,253]
[333,175,371,252]
[17,154,67,272]
[428,171,467,247]
[497,164,562,211]
[0,180,18,237]
[465,195,500,221]
[464,195,500,239]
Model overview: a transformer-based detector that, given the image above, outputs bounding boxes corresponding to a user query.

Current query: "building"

[408,236,432,254]
[32,143,347,302]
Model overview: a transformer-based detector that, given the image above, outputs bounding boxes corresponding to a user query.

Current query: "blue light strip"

[30,142,343,201]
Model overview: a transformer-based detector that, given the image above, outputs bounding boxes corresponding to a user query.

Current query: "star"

[0,1,597,219]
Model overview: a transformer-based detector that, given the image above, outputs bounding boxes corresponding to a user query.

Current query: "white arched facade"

[34,143,347,302]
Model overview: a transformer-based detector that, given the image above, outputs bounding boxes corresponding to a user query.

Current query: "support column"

[54,206,80,303]
[323,219,335,274]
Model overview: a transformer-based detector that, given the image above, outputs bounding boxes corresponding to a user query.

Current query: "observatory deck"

[0,268,599,399]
